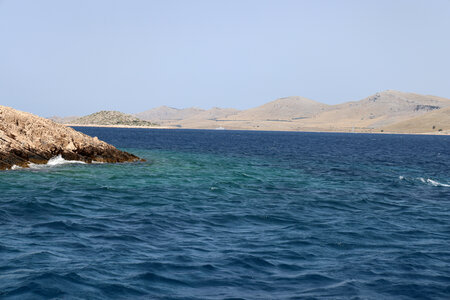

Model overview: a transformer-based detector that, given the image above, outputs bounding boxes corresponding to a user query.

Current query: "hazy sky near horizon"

[1,0,449,117]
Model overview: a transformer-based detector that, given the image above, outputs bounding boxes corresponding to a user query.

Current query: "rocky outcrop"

[0,106,142,170]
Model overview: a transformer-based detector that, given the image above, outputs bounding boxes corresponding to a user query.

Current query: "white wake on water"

[422,178,450,187]
[399,176,449,187]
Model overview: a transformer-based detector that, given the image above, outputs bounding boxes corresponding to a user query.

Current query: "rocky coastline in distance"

[52,90,450,135]
[0,106,142,170]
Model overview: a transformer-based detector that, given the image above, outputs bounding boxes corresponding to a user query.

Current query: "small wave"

[29,155,86,169]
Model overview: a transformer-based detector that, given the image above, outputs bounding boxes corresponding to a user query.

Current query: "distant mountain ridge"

[224,96,328,121]
[49,116,80,124]
[135,106,205,122]
[305,90,450,129]
[51,90,450,134]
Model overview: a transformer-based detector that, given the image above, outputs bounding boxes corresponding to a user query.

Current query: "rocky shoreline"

[0,106,142,170]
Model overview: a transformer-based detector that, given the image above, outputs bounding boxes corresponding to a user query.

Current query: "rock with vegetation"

[0,106,142,170]
[70,111,157,126]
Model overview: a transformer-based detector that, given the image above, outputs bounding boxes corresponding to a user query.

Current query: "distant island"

[50,90,450,134]
[64,111,158,127]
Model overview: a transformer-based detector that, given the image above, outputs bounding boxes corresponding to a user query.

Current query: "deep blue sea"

[1,128,449,299]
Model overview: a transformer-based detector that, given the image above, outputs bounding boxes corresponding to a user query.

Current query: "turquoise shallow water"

[0,128,449,299]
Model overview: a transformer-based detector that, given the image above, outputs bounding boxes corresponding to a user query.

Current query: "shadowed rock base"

[0,106,142,170]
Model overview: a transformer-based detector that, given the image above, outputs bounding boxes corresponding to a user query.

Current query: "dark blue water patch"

[0,128,449,299]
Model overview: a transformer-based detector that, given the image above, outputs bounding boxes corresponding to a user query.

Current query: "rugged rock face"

[0,106,141,170]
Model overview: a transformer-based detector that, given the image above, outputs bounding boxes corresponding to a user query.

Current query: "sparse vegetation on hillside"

[70,111,158,127]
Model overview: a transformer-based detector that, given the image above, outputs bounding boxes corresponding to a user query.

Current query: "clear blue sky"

[1,0,449,117]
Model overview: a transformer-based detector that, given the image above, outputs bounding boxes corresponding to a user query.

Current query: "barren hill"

[135,106,205,123]
[166,107,240,128]
[49,90,449,133]
[187,107,240,120]
[49,116,80,124]
[70,111,156,127]
[298,90,450,130]
[224,96,328,121]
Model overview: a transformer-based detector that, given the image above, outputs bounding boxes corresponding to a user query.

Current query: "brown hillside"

[382,107,450,134]
[224,96,328,121]
[298,90,450,130]
[135,106,205,123]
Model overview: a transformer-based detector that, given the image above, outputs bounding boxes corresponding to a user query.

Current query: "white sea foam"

[47,155,86,166]
[426,179,450,187]
[11,165,22,170]
[417,177,450,187]
[29,155,86,169]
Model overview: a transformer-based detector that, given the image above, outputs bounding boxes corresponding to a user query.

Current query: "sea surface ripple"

[0,129,449,299]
